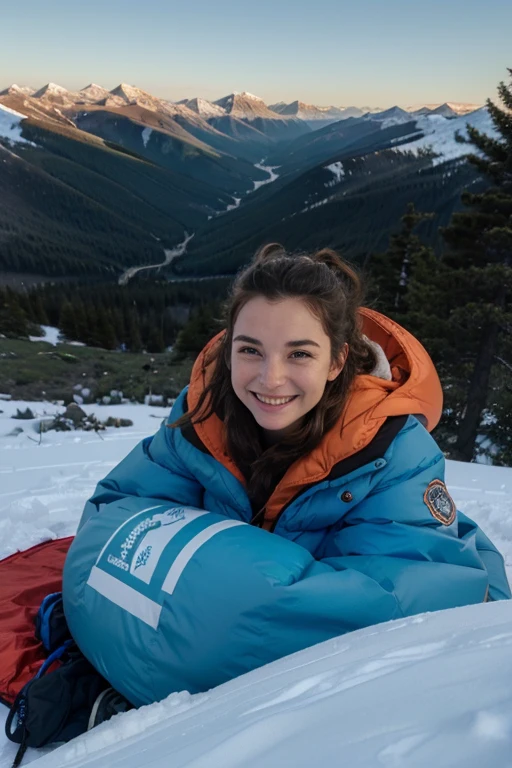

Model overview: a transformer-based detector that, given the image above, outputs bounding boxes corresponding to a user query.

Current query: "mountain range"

[0,80,488,282]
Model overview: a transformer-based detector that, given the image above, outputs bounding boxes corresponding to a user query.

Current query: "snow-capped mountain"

[77,83,113,103]
[405,101,482,116]
[271,100,346,120]
[0,84,35,97]
[214,91,284,121]
[178,97,226,118]
[31,82,81,108]
[106,83,214,127]
[366,105,411,124]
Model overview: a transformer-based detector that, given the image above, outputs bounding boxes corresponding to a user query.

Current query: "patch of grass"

[0,338,193,403]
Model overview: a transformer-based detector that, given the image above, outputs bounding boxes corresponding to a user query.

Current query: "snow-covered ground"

[0,104,31,146]
[0,399,511,767]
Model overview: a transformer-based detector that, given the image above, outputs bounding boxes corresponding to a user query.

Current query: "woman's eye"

[291,351,311,359]
[239,347,260,355]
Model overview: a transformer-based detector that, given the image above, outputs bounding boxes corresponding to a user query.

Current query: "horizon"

[1,0,510,107]
[0,81,488,112]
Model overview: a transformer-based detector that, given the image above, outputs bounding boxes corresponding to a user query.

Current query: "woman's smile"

[251,392,299,410]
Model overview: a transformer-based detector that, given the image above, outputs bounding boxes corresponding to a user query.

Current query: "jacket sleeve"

[78,390,204,531]
[317,418,511,623]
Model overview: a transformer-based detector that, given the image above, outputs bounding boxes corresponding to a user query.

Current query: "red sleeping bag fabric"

[0,537,73,706]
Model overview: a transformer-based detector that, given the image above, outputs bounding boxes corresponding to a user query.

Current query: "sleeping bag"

[64,503,410,707]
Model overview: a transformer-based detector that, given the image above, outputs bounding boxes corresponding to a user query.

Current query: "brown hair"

[172,244,376,518]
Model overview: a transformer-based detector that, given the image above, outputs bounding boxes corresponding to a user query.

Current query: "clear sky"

[2,0,510,107]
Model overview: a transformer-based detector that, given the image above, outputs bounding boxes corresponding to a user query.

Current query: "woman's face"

[230,296,346,441]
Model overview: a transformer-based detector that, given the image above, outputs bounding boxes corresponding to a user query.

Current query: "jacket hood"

[187,308,443,523]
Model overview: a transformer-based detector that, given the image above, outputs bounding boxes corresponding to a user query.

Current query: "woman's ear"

[327,343,349,381]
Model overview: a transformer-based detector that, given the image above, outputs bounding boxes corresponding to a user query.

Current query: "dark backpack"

[5,593,115,767]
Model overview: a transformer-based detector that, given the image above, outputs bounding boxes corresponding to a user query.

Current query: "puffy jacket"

[63,309,510,706]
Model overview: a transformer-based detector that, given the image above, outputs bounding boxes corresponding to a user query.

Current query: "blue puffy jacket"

[64,314,510,706]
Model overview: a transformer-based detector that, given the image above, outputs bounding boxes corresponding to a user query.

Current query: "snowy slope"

[393,108,497,165]
[0,104,32,146]
[0,400,511,767]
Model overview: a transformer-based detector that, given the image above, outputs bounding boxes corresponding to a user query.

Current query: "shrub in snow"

[103,417,134,428]
[12,407,35,420]
[36,403,133,434]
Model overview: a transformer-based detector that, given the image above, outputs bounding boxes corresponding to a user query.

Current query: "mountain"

[77,83,113,103]
[270,101,346,121]
[211,92,310,141]
[405,102,482,116]
[214,92,284,120]
[171,108,495,277]
[179,97,225,118]
[0,84,35,97]
[32,82,80,107]
[365,105,411,124]
[0,79,490,284]
[0,102,262,278]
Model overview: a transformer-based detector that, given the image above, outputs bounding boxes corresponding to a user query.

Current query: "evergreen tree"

[96,308,117,350]
[59,301,78,342]
[74,299,89,342]
[438,68,512,461]
[172,303,223,360]
[0,289,30,338]
[369,204,435,319]
[126,309,143,353]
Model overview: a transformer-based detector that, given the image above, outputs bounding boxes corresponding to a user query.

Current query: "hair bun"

[312,248,363,304]
[254,243,287,264]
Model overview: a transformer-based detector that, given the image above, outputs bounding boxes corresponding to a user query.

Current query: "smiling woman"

[63,242,510,716]
[231,296,347,445]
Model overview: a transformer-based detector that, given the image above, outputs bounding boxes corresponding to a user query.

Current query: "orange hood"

[187,308,443,524]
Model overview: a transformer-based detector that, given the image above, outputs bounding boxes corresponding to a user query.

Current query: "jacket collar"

[186,308,443,524]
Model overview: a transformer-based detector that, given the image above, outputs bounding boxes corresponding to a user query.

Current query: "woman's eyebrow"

[233,334,320,348]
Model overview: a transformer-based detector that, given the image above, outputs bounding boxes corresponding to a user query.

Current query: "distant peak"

[33,82,69,98]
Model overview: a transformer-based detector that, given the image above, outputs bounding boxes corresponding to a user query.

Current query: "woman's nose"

[259,358,285,389]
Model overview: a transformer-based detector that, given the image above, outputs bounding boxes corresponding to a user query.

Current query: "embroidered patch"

[424,480,456,525]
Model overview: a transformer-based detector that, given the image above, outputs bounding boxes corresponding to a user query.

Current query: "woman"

[64,244,510,706]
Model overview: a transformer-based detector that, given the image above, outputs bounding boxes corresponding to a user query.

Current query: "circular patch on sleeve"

[423,480,456,525]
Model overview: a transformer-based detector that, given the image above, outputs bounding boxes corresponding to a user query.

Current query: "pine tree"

[369,203,435,320]
[126,309,143,353]
[96,308,117,350]
[172,303,223,360]
[0,289,30,338]
[439,68,512,461]
[59,301,78,342]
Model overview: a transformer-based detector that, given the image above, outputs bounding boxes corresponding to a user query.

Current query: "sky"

[1,0,511,108]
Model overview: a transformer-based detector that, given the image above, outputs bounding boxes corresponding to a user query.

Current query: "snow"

[252,162,279,191]
[0,104,34,146]
[141,127,152,147]
[393,108,498,166]
[226,196,241,211]
[28,325,61,345]
[0,399,511,767]
[325,161,345,183]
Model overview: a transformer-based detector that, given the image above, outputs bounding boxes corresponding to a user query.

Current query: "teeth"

[255,394,295,405]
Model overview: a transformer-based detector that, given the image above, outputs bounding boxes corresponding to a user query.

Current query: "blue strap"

[35,640,73,680]
[36,592,62,651]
